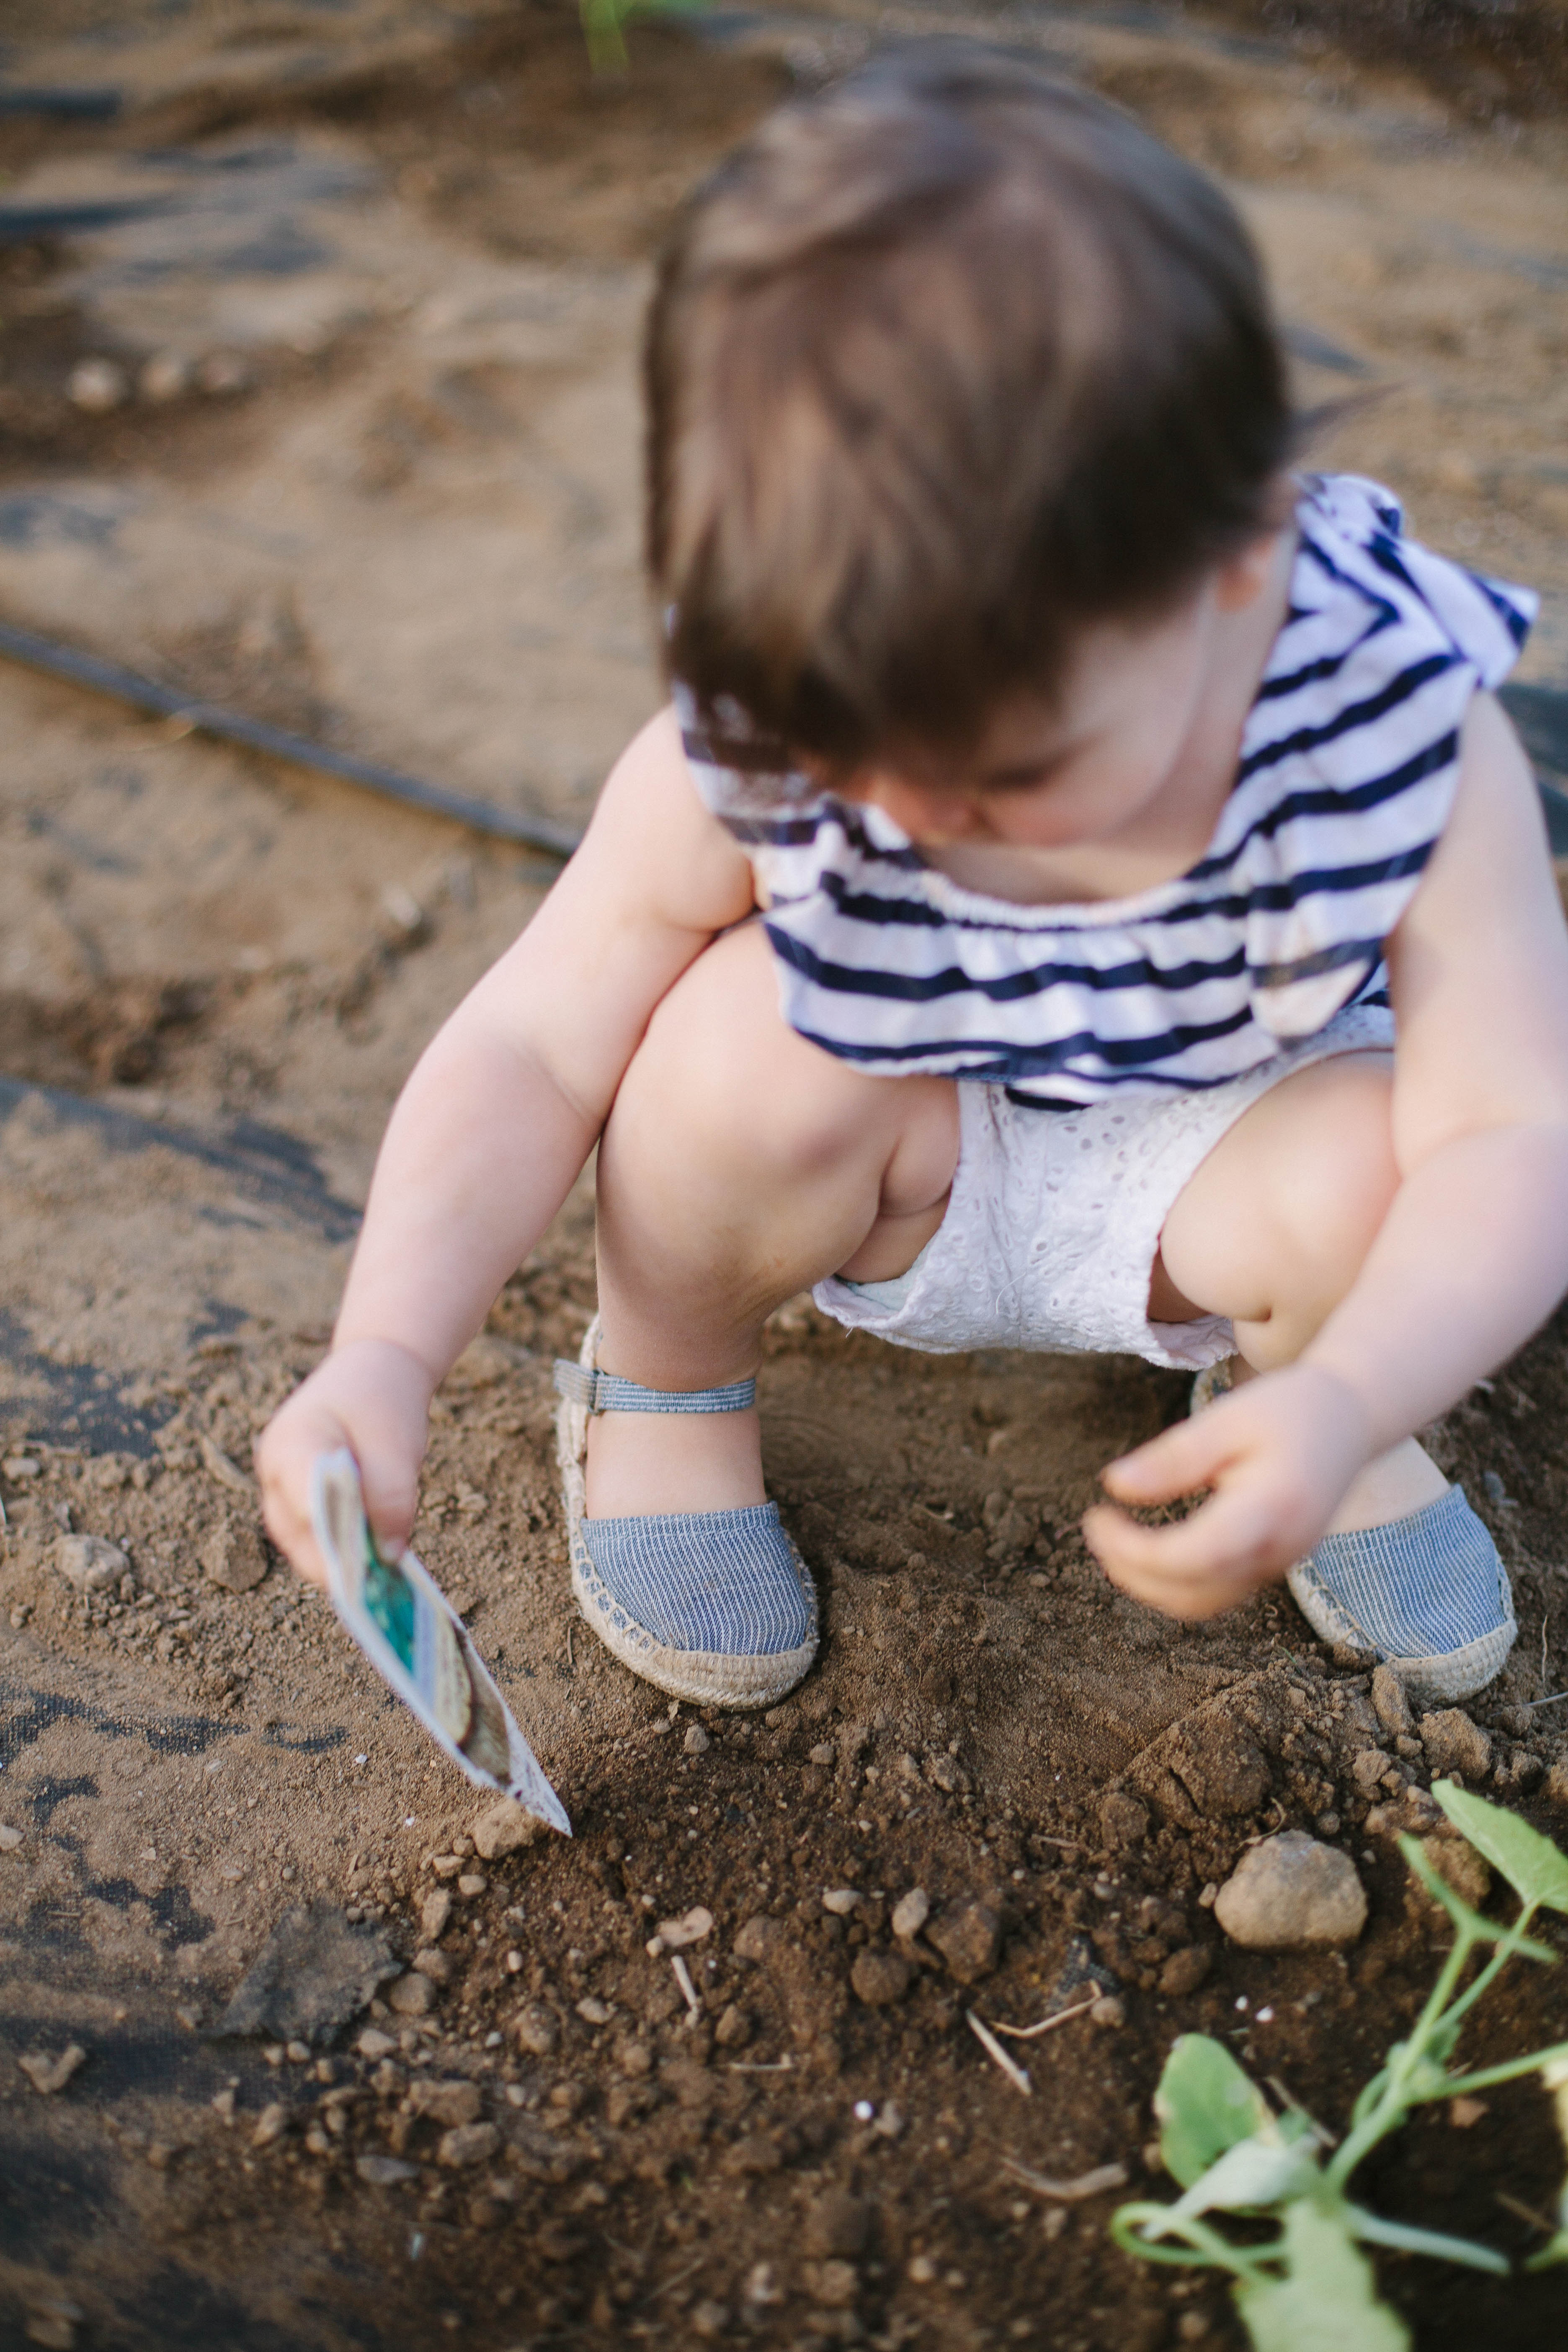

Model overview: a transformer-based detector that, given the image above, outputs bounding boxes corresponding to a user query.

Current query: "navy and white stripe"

[680,475,1535,1109]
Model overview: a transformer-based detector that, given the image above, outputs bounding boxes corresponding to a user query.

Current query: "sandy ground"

[0,5,1566,2349]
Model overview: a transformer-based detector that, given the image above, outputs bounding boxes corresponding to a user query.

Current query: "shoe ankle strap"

[553,1360,757,1416]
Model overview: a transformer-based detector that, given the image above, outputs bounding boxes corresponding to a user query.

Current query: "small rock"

[387,1972,436,2017]
[808,1742,837,1767]
[469,1798,542,1861]
[1543,1761,1568,1808]
[139,350,192,402]
[1449,2095,1488,2130]
[851,1950,913,2006]
[18,2045,85,2096]
[656,1906,714,1950]
[252,2102,289,2148]
[804,2192,870,2259]
[691,2301,729,2341]
[683,1723,711,1755]
[733,1914,782,1963]
[412,1947,453,1986]
[1158,1945,1211,1998]
[357,2028,397,2060]
[714,2004,750,2049]
[822,1888,862,1917]
[56,1534,127,1593]
[925,1898,1001,1985]
[515,2004,558,2057]
[890,1888,930,1939]
[357,2152,419,2185]
[1414,1835,1491,1913]
[420,1889,452,1942]
[1214,1832,1367,1951]
[908,2254,939,2285]
[805,2259,859,2309]
[456,1872,487,1898]
[1420,1710,1493,1782]
[3,1456,39,1479]
[68,356,128,412]
[203,1517,269,1593]
[0,1826,23,1853]
[1494,1746,1544,1795]
[408,2078,482,2128]
[1099,1790,1150,1849]
[1371,1665,1414,1741]
[614,2037,653,2077]
[439,2120,501,2168]
[1089,1994,1126,2028]
[576,1996,614,2026]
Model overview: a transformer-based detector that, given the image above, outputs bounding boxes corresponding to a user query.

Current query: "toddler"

[260,50,1568,1718]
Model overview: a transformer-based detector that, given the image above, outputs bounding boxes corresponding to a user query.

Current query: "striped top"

[680,475,1535,1109]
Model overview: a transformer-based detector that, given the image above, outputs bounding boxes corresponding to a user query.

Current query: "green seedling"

[1112,1781,1568,2349]
[579,0,711,75]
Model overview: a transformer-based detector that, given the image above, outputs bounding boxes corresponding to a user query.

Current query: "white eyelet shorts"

[813,1003,1395,1372]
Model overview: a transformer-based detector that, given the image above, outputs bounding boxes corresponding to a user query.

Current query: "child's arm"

[256,707,753,1585]
[1088,691,1568,1613]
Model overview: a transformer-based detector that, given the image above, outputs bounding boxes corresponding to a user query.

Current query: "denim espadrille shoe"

[1286,1488,1516,1702]
[554,1318,818,1709]
[1189,1361,1515,1700]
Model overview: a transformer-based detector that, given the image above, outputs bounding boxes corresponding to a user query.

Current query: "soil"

[0,5,1565,2350]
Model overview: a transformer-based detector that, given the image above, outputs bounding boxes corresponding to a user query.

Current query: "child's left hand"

[1082,1364,1371,1618]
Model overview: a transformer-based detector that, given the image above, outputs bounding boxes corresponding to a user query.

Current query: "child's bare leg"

[588,920,957,1516]
[1153,1050,1448,1532]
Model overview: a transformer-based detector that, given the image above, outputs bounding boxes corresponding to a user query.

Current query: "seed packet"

[310,1447,569,1836]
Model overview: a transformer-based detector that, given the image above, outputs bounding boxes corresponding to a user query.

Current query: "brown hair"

[645,46,1294,776]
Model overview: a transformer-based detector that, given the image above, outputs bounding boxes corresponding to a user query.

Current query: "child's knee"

[1269,1054,1398,1290]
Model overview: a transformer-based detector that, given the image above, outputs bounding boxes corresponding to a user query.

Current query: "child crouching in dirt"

[258,50,1568,1715]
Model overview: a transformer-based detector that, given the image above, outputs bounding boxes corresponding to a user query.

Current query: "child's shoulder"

[1288,472,1535,690]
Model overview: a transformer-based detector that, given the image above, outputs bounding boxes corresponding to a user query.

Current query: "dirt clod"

[926,1898,1002,1984]
[18,2045,86,2096]
[1157,1944,1212,1997]
[55,1534,127,1593]
[217,1905,399,2045]
[438,2120,501,2168]
[1371,1663,1416,1740]
[850,1949,913,2006]
[1420,1709,1495,1781]
[1214,1832,1368,1950]
[202,1514,269,1594]
[469,1796,543,1860]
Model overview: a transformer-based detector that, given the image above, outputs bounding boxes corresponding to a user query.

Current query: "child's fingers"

[1083,1483,1286,1618]
[359,1452,419,1560]
[1101,1407,1235,1506]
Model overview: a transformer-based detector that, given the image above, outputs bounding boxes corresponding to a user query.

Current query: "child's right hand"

[255,1337,436,1590]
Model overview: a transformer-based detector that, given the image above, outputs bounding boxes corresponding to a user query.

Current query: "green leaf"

[1397,1837,1555,1959]
[1526,2231,1568,2272]
[1431,1781,1568,1915]
[1233,2201,1411,2352]
[1155,2036,1271,2190]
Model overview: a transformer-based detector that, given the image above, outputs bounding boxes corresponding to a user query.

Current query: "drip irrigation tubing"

[0,618,583,859]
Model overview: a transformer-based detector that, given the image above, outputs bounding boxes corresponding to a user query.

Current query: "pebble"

[1157,1945,1211,1998]
[438,2120,501,2168]
[18,2045,86,2096]
[1099,1790,1150,1849]
[714,2004,750,2049]
[203,1518,269,1594]
[387,1972,436,2017]
[683,1724,711,1755]
[809,1742,838,1767]
[655,1906,714,1950]
[68,356,128,412]
[456,1872,487,1898]
[412,1947,453,1986]
[850,1950,913,2006]
[805,2259,859,2309]
[1420,1709,1493,1783]
[821,1888,862,1917]
[139,350,192,402]
[691,2301,729,2340]
[1214,1832,1367,1951]
[1089,1994,1126,2028]
[469,1798,542,1860]
[3,1456,39,1479]
[925,1898,1001,1984]
[515,2004,558,2057]
[56,1534,127,1594]
[356,2152,419,2186]
[252,2102,288,2148]
[576,1996,614,2025]
[357,2027,397,2060]
[408,2078,482,2128]
[891,1888,930,1939]
[734,1914,783,1963]
[0,1826,23,1853]
[420,1889,452,1942]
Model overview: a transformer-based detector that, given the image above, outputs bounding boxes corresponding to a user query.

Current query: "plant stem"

[1325,1926,1479,2190]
